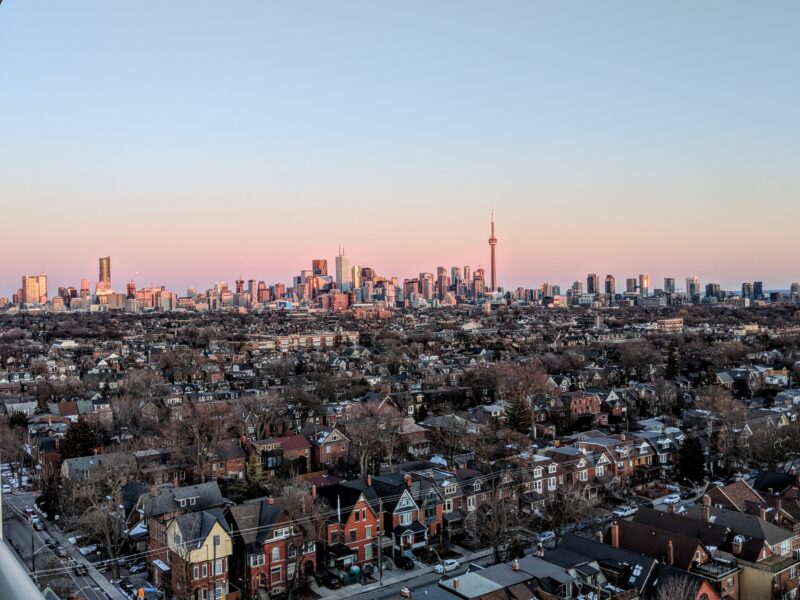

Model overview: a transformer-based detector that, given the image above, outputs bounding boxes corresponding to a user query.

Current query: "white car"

[79,544,98,556]
[612,505,637,518]
[435,559,460,574]
[1,484,10,494]
[663,494,681,505]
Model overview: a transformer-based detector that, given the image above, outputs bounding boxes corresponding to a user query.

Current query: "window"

[249,553,265,567]
[190,497,197,506]
[365,544,373,560]
[304,542,316,554]
[596,465,604,477]
[271,566,282,583]
[213,534,220,547]
[330,531,339,544]
[445,499,453,512]
[354,510,361,522]
[273,527,289,539]
[202,563,208,578]
[174,532,183,547]
[548,477,556,491]
[548,464,557,474]
[467,496,476,510]
[199,589,208,600]
[790,565,798,580]
[473,481,481,491]
[215,559,223,575]
[272,547,280,561]
[399,512,412,526]
[288,544,296,559]
[579,470,588,482]
[446,484,457,494]
[349,529,357,542]
[726,577,734,588]
[365,525,373,539]
[534,468,543,478]
[193,565,199,579]
[534,480,543,494]
[179,499,187,508]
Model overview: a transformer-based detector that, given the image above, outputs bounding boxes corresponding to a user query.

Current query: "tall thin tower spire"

[488,203,498,292]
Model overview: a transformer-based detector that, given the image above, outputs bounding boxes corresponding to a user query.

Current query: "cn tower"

[488,204,498,292]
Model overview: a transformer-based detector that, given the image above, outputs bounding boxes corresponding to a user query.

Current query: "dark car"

[680,490,696,500]
[640,500,655,508]
[74,564,89,576]
[316,571,342,589]
[56,546,68,558]
[394,555,415,570]
[45,538,57,549]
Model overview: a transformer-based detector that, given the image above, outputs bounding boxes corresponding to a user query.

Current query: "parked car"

[128,562,146,574]
[680,490,696,500]
[74,564,89,576]
[434,559,461,574]
[663,494,681,505]
[710,480,725,488]
[33,520,44,531]
[1,484,11,494]
[56,546,68,558]
[612,505,638,518]
[79,544,98,556]
[315,571,342,589]
[394,555,415,570]
[640,500,655,508]
[45,538,57,549]
[535,530,556,545]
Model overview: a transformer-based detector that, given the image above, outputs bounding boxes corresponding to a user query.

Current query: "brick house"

[227,498,317,598]
[303,425,349,470]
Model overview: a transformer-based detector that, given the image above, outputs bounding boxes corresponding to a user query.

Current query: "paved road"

[2,490,113,600]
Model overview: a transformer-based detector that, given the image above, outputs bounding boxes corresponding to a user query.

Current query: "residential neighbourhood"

[1,301,800,599]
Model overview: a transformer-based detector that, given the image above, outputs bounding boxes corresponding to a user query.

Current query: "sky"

[1,1,799,296]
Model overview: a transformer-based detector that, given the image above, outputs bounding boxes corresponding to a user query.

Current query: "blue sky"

[1,1,798,294]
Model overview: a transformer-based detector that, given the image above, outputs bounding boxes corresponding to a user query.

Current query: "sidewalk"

[313,547,495,599]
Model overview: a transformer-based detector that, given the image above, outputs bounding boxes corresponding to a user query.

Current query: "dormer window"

[189,497,196,506]
[473,481,481,492]
[534,468,543,478]
[445,484,457,495]
[179,499,187,508]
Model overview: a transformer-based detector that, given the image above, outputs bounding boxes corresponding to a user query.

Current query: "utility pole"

[31,521,36,584]
[378,498,383,586]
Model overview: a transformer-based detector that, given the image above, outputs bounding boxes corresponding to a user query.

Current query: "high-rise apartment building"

[21,274,47,304]
[741,282,753,299]
[604,274,616,295]
[753,281,764,300]
[626,278,637,294]
[463,266,471,285]
[587,274,599,295]
[99,256,111,284]
[663,278,676,294]
[335,248,352,291]
[706,283,721,299]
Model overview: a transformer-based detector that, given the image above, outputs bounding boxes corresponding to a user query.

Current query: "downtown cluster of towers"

[8,210,800,310]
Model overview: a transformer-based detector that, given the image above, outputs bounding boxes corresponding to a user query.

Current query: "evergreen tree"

[504,392,532,434]
[61,416,98,459]
[677,436,705,484]
[666,346,681,379]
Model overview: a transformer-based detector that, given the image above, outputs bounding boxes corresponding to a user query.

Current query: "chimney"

[367,474,372,487]
[596,529,604,543]
[702,495,711,522]
[268,496,274,505]
[400,588,411,598]
[768,487,774,496]
[610,521,620,548]
[453,578,459,590]
[404,474,412,488]
[732,534,744,555]
[537,543,544,558]
[54,437,60,450]
[759,506,767,520]
[667,539,674,566]
[512,559,520,571]
[172,477,179,488]
[311,483,317,498]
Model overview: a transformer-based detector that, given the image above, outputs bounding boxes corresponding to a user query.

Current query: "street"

[2,489,118,600]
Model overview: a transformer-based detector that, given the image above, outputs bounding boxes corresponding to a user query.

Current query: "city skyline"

[2,2,800,294]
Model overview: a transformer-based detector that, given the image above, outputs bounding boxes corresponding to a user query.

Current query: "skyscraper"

[587,274,599,295]
[753,281,764,300]
[335,247,352,291]
[626,278,637,294]
[312,259,328,277]
[604,274,616,295]
[21,274,47,304]
[97,256,112,292]
[663,278,676,294]
[638,273,649,297]
[686,276,700,302]
[488,205,498,292]
[741,282,753,299]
